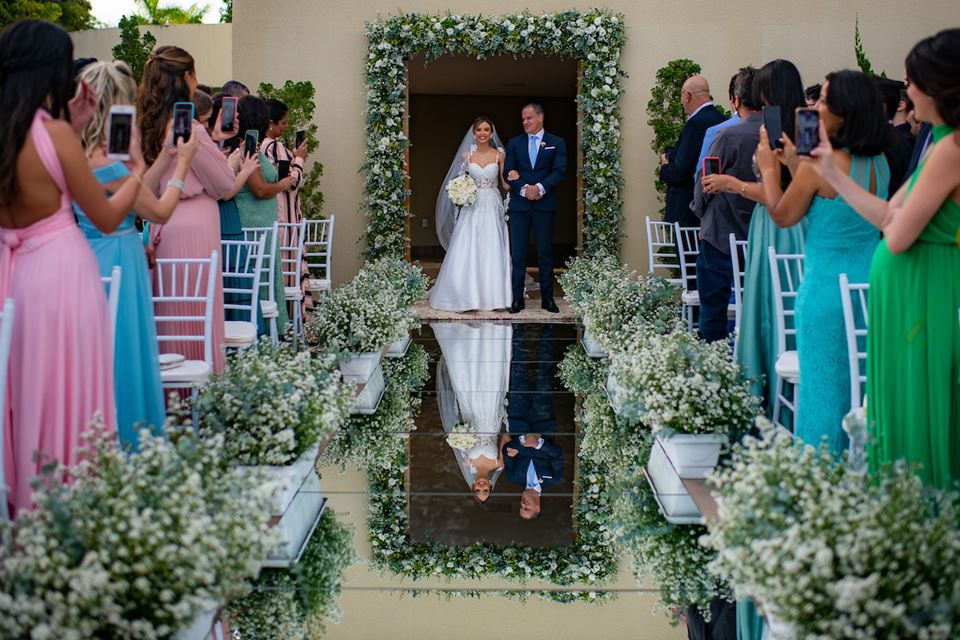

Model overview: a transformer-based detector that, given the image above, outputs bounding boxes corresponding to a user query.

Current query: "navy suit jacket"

[659,104,727,227]
[503,131,567,213]
[905,122,933,179]
[501,435,563,489]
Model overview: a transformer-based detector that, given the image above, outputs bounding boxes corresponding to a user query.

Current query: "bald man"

[658,75,727,228]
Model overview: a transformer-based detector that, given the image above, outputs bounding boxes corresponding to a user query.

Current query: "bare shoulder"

[43,118,75,140]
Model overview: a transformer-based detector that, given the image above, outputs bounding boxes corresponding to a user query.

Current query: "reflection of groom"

[502,325,563,519]
[503,103,567,314]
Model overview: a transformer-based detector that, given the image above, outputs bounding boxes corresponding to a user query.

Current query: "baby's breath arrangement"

[608,330,759,437]
[306,280,405,354]
[0,418,278,639]
[704,421,960,639]
[355,256,430,309]
[195,341,352,466]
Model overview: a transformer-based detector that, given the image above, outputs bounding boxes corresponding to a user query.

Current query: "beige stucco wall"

[70,24,233,87]
[234,2,956,282]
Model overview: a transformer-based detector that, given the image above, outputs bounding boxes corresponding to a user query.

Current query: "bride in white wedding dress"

[428,117,512,312]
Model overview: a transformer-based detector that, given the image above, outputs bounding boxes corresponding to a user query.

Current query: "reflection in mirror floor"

[316,321,685,639]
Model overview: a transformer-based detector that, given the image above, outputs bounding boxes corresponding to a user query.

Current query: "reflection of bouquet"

[446,422,478,452]
[445,174,478,207]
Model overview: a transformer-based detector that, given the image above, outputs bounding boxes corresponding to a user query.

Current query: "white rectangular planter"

[765,612,795,640]
[580,327,608,359]
[351,364,386,415]
[646,443,701,523]
[605,368,621,415]
[239,444,320,517]
[656,432,727,479]
[173,600,218,640]
[262,470,327,568]
[384,333,411,359]
[339,351,382,384]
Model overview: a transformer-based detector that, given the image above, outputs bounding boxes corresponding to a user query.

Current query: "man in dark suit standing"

[659,76,727,228]
[503,104,567,314]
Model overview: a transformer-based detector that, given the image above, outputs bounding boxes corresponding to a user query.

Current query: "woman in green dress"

[809,29,960,490]
[233,95,294,337]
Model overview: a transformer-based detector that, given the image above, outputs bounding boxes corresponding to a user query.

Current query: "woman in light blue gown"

[74,61,198,447]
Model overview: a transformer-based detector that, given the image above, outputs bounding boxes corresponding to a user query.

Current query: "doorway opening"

[407,54,579,278]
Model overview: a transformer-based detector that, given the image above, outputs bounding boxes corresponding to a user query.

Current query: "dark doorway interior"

[408,54,578,269]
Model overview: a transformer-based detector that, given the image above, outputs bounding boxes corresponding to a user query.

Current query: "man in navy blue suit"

[503,104,567,314]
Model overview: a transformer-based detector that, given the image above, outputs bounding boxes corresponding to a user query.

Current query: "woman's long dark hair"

[905,28,960,131]
[0,20,74,207]
[137,45,194,164]
[237,95,270,142]
[824,70,894,156]
[755,59,806,188]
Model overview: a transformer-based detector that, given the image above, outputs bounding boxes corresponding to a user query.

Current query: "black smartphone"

[172,102,194,144]
[107,105,135,161]
[762,105,783,149]
[295,130,306,149]
[795,107,820,156]
[244,129,259,158]
[702,156,720,176]
[220,96,237,133]
[277,159,291,180]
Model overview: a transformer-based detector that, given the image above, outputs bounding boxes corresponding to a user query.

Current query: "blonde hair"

[79,60,138,157]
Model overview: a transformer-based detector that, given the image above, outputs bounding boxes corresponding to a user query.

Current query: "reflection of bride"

[432,322,512,502]
[427,117,512,312]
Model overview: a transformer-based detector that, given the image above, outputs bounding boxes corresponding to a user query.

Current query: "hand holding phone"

[172,102,194,145]
[244,129,259,158]
[295,130,306,149]
[794,108,820,156]
[702,156,721,177]
[762,105,783,150]
[107,105,135,161]
[220,97,238,133]
[277,159,291,180]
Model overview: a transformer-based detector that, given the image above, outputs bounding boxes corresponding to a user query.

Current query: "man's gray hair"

[522,103,545,116]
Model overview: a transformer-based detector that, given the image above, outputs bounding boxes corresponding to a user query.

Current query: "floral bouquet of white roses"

[0,416,279,639]
[703,420,960,639]
[445,422,479,452]
[195,341,353,466]
[608,330,759,437]
[445,173,478,207]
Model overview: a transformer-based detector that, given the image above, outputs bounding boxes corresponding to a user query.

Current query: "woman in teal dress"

[810,30,960,489]
[74,61,198,447]
[758,70,892,456]
[232,96,293,336]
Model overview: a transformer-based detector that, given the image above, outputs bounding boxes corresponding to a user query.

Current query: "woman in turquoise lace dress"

[232,96,293,336]
[758,70,893,455]
[74,61,198,447]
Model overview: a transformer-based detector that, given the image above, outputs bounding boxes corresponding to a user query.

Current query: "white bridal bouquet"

[446,422,478,452]
[445,174,478,207]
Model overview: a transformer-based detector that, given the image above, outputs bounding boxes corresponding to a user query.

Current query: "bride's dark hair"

[472,116,494,131]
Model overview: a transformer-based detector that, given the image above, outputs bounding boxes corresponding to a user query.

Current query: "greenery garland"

[362,10,626,258]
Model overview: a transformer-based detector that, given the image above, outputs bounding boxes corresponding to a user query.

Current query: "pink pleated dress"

[0,110,116,514]
[149,127,235,374]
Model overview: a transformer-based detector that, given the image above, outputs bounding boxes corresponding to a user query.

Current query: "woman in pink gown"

[140,46,236,374]
[0,20,143,513]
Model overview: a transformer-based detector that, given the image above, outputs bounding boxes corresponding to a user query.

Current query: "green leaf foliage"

[258,80,326,219]
[111,15,156,82]
[0,0,62,27]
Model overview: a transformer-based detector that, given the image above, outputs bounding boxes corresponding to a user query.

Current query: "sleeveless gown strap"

[30,110,71,208]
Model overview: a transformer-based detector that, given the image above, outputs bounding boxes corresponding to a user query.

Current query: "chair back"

[646,216,681,284]
[839,274,869,410]
[767,246,805,357]
[101,265,122,343]
[277,219,307,286]
[221,236,266,325]
[673,222,701,294]
[0,299,14,522]
[728,234,748,355]
[304,216,334,283]
[244,223,279,305]
[152,251,219,366]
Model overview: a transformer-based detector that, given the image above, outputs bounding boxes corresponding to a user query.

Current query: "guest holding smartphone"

[758,70,893,456]
[138,46,237,373]
[807,29,960,489]
[262,98,313,321]
[233,95,294,337]
[0,20,142,513]
[75,60,200,448]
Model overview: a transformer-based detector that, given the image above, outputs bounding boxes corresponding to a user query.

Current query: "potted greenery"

[195,342,352,566]
[0,418,277,639]
[704,421,960,639]
[608,330,759,478]
[354,256,428,358]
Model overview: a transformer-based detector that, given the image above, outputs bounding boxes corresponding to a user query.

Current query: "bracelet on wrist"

[167,178,186,192]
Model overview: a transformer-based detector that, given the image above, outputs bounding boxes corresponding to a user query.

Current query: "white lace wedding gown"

[428,161,512,312]
[432,322,512,489]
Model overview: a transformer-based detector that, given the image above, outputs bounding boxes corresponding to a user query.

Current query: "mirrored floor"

[316,320,685,640]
